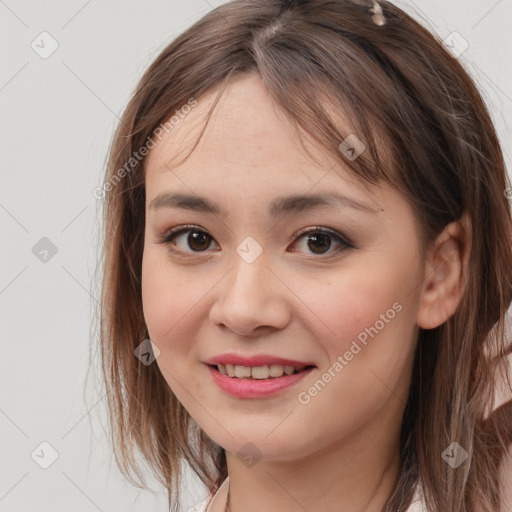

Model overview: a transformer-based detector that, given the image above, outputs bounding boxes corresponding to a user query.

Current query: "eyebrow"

[148,192,377,217]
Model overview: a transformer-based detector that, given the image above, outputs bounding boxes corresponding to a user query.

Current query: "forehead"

[144,74,380,203]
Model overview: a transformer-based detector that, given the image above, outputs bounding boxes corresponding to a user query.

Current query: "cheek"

[141,245,219,367]
[285,272,416,449]
[302,265,409,347]
[141,247,192,348]
[293,260,419,405]
[141,249,208,403]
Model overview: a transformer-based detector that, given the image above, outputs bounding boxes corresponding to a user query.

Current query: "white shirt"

[192,476,427,512]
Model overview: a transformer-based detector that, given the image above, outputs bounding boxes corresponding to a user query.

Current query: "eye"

[155,225,355,256]
[289,226,354,256]
[156,224,219,253]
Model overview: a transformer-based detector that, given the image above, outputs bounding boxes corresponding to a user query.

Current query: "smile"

[215,363,308,379]
[206,364,315,398]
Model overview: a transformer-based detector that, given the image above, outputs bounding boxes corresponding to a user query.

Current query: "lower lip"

[206,364,315,398]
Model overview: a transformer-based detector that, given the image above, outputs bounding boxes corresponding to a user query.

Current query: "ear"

[416,212,472,330]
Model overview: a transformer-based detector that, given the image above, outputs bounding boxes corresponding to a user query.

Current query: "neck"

[224,410,402,512]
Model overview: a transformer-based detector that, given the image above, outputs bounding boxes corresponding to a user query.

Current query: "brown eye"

[289,227,354,257]
[304,232,332,254]
[157,225,354,258]
[158,226,218,253]
[185,231,212,251]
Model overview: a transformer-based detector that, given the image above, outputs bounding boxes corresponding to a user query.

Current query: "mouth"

[208,363,316,380]
[206,362,316,399]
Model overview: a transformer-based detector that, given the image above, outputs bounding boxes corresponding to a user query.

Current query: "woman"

[95,1,512,511]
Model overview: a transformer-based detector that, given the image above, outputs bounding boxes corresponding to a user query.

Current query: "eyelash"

[155,224,356,258]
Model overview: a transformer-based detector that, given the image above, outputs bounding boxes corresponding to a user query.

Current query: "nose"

[209,253,291,337]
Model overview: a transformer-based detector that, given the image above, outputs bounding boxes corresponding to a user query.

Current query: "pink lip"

[204,353,315,368]
[206,364,315,399]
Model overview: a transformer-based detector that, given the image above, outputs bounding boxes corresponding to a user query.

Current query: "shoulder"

[491,400,512,512]
[484,389,512,511]
[191,477,229,512]
[190,495,210,512]
[405,482,427,512]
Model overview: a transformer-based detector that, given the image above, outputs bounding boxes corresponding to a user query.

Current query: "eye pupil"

[188,231,210,251]
[307,233,331,254]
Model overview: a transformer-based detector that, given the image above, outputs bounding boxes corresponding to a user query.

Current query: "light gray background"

[1,0,511,511]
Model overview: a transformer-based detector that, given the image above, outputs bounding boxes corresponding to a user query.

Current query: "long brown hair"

[91,1,512,511]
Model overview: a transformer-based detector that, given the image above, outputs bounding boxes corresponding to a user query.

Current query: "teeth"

[283,365,296,375]
[216,364,306,379]
[234,365,251,378]
[269,364,285,377]
[251,365,270,379]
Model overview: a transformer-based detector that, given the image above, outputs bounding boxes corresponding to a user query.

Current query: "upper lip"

[204,354,316,368]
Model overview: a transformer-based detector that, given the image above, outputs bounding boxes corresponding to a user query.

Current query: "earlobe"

[416,213,472,330]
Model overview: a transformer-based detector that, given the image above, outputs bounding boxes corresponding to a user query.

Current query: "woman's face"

[141,74,425,462]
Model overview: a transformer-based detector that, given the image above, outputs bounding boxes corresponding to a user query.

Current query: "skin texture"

[141,74,470,512]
